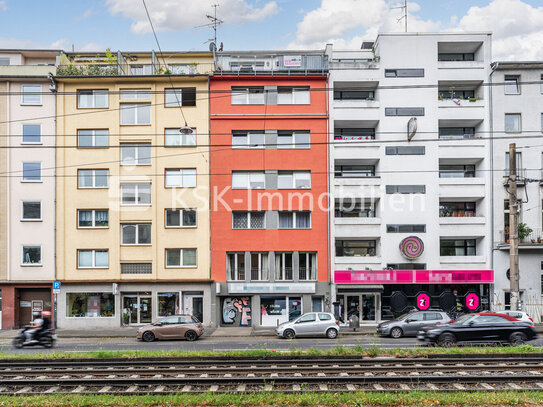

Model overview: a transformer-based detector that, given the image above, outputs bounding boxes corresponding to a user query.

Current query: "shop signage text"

[335,269,494,284]
[228,282,316,294]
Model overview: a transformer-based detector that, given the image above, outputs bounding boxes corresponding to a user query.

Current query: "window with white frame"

[277,171,311,189]
[231,87,265,105]
[0,58,10,65]
[504,75,520,95]
[278,211,311,229]
[121,103,151,125]
[121,224,151,245]
[77,90,108,108]
[130,65,153,75]
[165,248,197,267]
[22,201,41,221]
[78,210,108,228]
[120,184,151,205]
[121,144,151,165]
[227,253,246,280]
[120,89,151,100]
[78,249,109,268]
[299,252,317,280]
[250,252,269,281]
[275,252,293,280]
[165,128,196,146]
[232,211,265,229]
[22,246,41,265]
[165,209,196,227]
[22,124,41,144]
[78,169,108,188]
[165,168,197,187]
[164,88,196,107]
[21,85,42,105]
[277,131,310,149]
[505,113,521,133]
[22,162,41,182]
[232,171,266,189]
[77,129,108,148]
[277,87,310,104]
[231,131,265,148]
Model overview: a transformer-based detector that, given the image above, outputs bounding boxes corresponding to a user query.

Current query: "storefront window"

[261,296,302,326]
[66,293,114,317]
[158,292,180,316]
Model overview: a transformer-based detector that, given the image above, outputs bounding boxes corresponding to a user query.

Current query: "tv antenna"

[391,0,408,32]
[194,4,223,48]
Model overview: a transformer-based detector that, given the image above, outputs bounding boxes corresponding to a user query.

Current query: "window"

[0,58,10,65]
[334,128,375,141]
[335,165,375,177]
[22,124,41,144]
[232,131,266,149]
[77,90,108,108]
[78,210,108,228]
[504,75,520,95]
[439,127,476,139]
[250,252,269,281]
[277,87,310,104]
[275,253,293,280]
[439,165,475,178]
[299,252,317,280]
[120,89,151,100]
[121,263,152,274]
[22,201,41,221]
[77,130,109,148]
[121,144,151,165]
[78,169,108,188]
[335,200,375,218]
[121,184,151,205]
[386,146,425,155]
[158,292,180,316]
[336,240,376,256]
[505,113,521,133]
[78,249,109,268]
[164,88,196,107]
[166,248,197,267]
[22,246,41,265]
[440,239,476,256]
[438,89,475,100]
[318,312,331,320]
[334,89,374,100]
[385,107,425,116]
[227,253,246,280]
[168,64,198,75]
[21,85,42,105]
[504,200,510,239]
[438,53,474,61]
[121,103,151,125]
[130,65,153,75]
[165,168,197,187]
[386,185,426,194]
[22,162,41,181]
[298,313,317,323]
[384,69,424,77]
[386,224,426,233]
[277,131,310,149]
[505,152,522,175]
[165,209,196,227]
[232,171,266,189]
[165,128,196,147]
[278,211,311,229]
[232,211,265,229]
[121,224,151,245]
[66,293,114,318]
[278,171,311,189]
[387,263,426,270]
[231,87,265,105]
[439,202,476,217]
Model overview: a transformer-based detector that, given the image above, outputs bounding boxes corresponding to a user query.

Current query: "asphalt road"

[1,335,542,354]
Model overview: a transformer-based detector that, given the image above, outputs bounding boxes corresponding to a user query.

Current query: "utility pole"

[508,143,520,311]
[391,0,408,32]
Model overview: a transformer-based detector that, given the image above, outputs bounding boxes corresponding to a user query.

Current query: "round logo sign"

[465,293,480,310]
[415,293,430,311]
[399,236,424,259]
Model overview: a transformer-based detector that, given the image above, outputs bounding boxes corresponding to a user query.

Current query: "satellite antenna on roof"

[391,0,408,32]
[194,4,224,47]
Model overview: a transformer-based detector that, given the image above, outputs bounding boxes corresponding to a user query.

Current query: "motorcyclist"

[23,312,44,344]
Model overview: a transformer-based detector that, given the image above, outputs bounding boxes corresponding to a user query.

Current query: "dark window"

[439,165,475,178]
[385,146,425,155]
[387,263,426,270]
[335,200,375,218]
[439,127,476,139]
[385,107,425,116]
[385,69,424,77]
[336,240,376,257]
[334,90,374,100]
[438,53,474,61]
[386,185,426,194]
[334,128,375,141]
[335,165,375,178]
[318,313,332,321]
[440,239,476,256]
[386,224,426,233]
[438,89,475,100]
[424,312,443,321]
[439,202,476,217]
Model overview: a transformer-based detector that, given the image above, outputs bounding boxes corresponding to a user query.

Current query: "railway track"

[2,355,543,394]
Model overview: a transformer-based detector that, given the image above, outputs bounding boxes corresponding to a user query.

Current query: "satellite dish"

[209,42,217,52]
[407,117,417,141]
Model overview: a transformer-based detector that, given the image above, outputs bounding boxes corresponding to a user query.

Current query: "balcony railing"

[299,267,316,281]
[500,228,543,245]
[215,54,328,74]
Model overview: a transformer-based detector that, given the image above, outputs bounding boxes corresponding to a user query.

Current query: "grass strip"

[0,391,542,406]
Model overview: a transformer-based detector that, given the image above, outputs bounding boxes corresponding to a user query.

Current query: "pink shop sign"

[334,269,494,284]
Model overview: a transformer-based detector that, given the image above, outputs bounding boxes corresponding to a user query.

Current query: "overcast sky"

[1,0,543,60]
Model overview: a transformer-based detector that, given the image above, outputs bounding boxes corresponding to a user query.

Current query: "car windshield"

[452,314,476,325]
[191,316,200,324]
[397,313,411,321]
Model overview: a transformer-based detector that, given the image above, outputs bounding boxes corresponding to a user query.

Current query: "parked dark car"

[417,312,537,346]
[377,311,451,338]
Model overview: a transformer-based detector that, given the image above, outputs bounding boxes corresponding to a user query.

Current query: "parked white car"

[276,312,339,339]
[496,310,534,323]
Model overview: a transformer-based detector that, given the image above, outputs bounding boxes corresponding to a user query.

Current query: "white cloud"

[106,0,279,34]
[78,42,103,52]
[0,1,7,12]
[75,9,96,21]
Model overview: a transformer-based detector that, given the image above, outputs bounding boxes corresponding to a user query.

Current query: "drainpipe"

[489,61,499,310]
[51,74,58,329]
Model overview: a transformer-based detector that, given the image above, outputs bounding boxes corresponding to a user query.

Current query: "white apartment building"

[490,62,543,320]
[328,33,494,324]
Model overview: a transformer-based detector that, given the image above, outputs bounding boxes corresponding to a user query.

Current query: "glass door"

[139,297,152,324]
[183,294,204,323]
[123,294,152,325]
[123,296,138,325]
[361,295,376,321]
[346,295,360,322]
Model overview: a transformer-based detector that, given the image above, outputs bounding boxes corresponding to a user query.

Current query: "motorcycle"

[13,327,56,349]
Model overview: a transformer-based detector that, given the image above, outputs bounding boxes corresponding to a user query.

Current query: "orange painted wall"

[210,75,329,283]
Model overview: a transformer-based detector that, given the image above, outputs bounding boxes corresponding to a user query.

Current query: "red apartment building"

[210,51,330,327]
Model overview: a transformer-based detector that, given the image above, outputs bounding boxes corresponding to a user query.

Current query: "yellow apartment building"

[55,51,214,329]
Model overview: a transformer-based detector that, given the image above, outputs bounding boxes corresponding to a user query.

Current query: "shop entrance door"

[122,293,152,325]
[338,293,380,325]
[183,294,203,323]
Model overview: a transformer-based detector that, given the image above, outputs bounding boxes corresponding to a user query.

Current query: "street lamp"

[179,125,194,135]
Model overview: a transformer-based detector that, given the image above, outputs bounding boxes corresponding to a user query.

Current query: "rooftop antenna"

[194,4,224,47]
[391,0,408,32]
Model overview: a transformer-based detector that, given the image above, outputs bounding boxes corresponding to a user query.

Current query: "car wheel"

[509,331,527,346]
[12,337,24,349]
[42,337,54,349]
[390,327,403,338]
[185,330,198,342]
[326,328,338,339]
[283,329,295,339]
[142,331,155,342]
[437,332,456,347]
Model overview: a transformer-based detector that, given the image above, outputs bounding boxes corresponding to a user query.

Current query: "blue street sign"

[53,282,61,290]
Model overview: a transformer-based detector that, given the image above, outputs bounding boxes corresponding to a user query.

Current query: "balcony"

[503,169,526,186]
[335,256,382,265]
[437,42,485,77]
[439,177,485,199]
[335,217,381,238]
[440,255,486,265]
[215,53,328,75]
[0,65,56,76]
[497,228,543,250]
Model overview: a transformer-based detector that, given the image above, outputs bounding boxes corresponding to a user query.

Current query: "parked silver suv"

[377,311,452,338]
[276,312,339,339]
